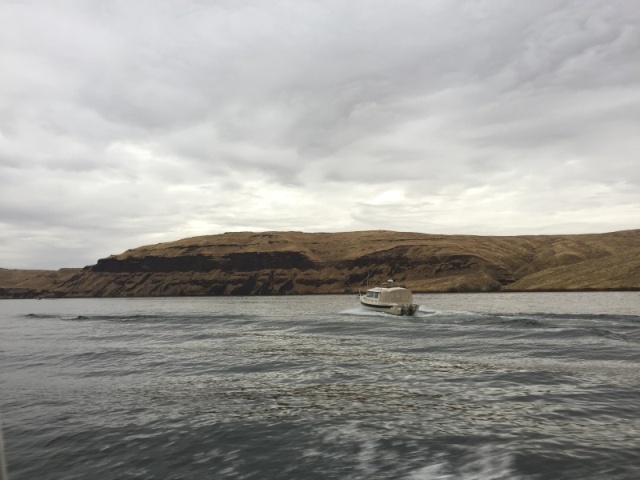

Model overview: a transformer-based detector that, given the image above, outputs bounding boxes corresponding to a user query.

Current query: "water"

[1,292,639,479]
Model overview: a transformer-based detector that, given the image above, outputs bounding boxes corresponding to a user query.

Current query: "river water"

[1,292,639,479]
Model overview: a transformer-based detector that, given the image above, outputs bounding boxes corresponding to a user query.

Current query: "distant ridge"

[2,229,640,298]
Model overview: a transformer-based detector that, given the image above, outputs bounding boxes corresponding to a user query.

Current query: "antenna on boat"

[365,267,376,288]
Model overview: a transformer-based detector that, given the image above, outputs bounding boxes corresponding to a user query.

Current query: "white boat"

[359,280,419,316]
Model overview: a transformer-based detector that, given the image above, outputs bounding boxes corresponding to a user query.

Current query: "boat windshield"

[366,291,379,298]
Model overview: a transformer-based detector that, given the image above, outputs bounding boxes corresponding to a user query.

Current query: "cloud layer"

[1,0,639,268]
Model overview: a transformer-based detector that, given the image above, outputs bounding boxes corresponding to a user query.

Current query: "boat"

[359,279,419,316]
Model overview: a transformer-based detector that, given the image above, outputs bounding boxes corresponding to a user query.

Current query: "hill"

[2,230,639,298]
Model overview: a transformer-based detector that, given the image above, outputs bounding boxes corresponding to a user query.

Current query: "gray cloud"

[1,0,639,268]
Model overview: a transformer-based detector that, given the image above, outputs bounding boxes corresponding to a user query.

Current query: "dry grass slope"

[2,230,639,298]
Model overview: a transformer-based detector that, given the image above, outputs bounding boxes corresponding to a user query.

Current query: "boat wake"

[339,307,391,317]
[340,306,439,318]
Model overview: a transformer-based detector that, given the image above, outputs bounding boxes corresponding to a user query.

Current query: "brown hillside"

[0,268,80,298]
[507,246,640,291]
[2,230,639,298]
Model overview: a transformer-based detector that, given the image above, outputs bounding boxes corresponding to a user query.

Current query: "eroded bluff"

[16,229,640,297]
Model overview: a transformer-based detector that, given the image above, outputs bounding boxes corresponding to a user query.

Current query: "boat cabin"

[365,286,414,304]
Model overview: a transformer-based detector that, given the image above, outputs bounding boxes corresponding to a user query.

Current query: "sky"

[1,0,639,269]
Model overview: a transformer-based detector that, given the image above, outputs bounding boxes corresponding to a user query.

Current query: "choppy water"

[1,292,639,479]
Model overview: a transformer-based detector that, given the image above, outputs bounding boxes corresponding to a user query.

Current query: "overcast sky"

[1,0,639,269]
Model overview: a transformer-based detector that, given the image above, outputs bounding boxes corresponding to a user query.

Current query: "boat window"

[366,291,380,299]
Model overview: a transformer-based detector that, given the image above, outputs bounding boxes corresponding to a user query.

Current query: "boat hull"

[359,297,419,316]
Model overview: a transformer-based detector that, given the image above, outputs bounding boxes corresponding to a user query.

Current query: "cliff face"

[2,229,640,298]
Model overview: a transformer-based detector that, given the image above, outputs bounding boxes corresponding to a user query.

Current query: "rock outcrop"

[2,229,640,298]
